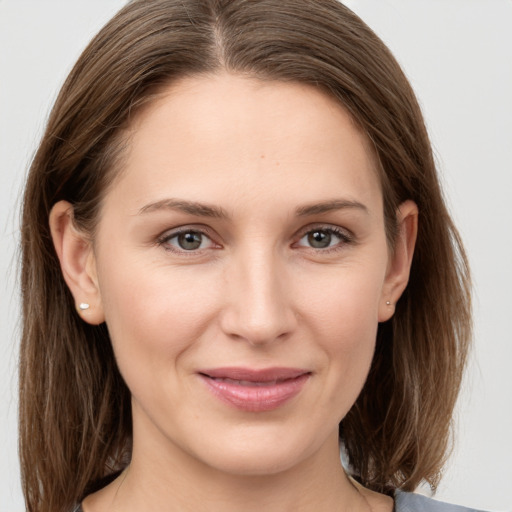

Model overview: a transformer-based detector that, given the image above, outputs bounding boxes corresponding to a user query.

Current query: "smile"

[198,367,311,412]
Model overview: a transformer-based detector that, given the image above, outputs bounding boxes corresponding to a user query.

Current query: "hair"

[19,1,472,511]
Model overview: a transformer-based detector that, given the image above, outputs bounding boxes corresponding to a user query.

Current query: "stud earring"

[386,301,392,306]
[78,302,90,311]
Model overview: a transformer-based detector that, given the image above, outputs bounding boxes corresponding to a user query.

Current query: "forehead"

[106,73,382,217]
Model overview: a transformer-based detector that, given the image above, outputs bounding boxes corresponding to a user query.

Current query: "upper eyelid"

[158,224,216,240]
[157,223,349,236]
[295,223,352,239]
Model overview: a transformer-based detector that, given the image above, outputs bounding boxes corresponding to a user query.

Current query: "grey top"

[73,491,486,511]
[394,491,485,512]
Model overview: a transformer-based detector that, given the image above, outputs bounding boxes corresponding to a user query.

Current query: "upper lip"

[198,367,310,382]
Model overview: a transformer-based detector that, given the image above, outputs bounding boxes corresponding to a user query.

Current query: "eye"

[296,227,351,250]
[159,229,216,252]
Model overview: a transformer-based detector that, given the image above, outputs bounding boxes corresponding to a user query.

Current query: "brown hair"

[19,1,471,511]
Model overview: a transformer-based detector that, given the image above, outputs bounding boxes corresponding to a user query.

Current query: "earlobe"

[49,201,105,325]
[378,200,418,322]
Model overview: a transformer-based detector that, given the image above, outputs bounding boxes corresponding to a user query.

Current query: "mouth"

[197,367,311,412]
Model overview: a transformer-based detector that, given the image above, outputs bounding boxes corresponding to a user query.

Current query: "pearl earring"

[78,302,90,311]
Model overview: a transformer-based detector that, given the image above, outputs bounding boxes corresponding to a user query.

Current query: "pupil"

[178,232,202,250]
[308,230,331,248]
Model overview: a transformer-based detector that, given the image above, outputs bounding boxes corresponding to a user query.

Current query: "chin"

[190,424,333,478]
[205,448,307,477]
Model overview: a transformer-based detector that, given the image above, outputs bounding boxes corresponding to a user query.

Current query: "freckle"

[260,154,265,159]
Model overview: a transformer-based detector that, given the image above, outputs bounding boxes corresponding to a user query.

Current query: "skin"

[50,73,417,512]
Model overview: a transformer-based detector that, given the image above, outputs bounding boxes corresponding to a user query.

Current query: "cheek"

[300,261,385,404]
[319,296,378,380]
[97,256,221,381]
[302,258,385,340]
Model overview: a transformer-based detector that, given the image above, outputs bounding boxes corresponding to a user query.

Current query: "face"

[89,73,401,476]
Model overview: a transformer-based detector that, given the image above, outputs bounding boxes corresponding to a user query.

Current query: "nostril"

[219,308,296,346]
[219,259,297,344]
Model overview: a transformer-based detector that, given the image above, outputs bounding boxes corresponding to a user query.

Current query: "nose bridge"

[221,243,295,345]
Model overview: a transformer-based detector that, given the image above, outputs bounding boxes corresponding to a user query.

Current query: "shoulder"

[395,491,488,512]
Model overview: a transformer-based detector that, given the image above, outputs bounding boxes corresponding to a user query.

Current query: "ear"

[49,201,105,325]
[378,200,418,322]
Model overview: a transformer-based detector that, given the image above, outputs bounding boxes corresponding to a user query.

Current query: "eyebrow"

[295,199,369,216]
[137,197,368,218]
[138,198,229,219]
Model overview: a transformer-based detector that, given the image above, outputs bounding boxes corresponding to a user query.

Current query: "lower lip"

[200,374,310,412]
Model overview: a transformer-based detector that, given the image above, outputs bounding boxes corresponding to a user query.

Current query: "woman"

[19,1,477,511]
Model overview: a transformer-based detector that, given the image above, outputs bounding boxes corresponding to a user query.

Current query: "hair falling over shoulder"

[19,1,471,511]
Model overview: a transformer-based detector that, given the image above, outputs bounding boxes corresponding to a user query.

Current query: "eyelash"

[295,226,354,253]
[156,225,354,255]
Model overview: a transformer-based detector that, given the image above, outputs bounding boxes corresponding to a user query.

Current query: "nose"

[219,248,297,346]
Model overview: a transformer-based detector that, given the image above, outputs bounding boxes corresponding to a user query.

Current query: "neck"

[82,409,393,512]
[86,437,369,512]
[125,440,359,512]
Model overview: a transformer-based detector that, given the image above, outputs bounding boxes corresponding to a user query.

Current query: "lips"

[198,367,310,412]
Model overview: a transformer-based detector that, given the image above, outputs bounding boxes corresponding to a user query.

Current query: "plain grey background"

[1,1,511,510]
